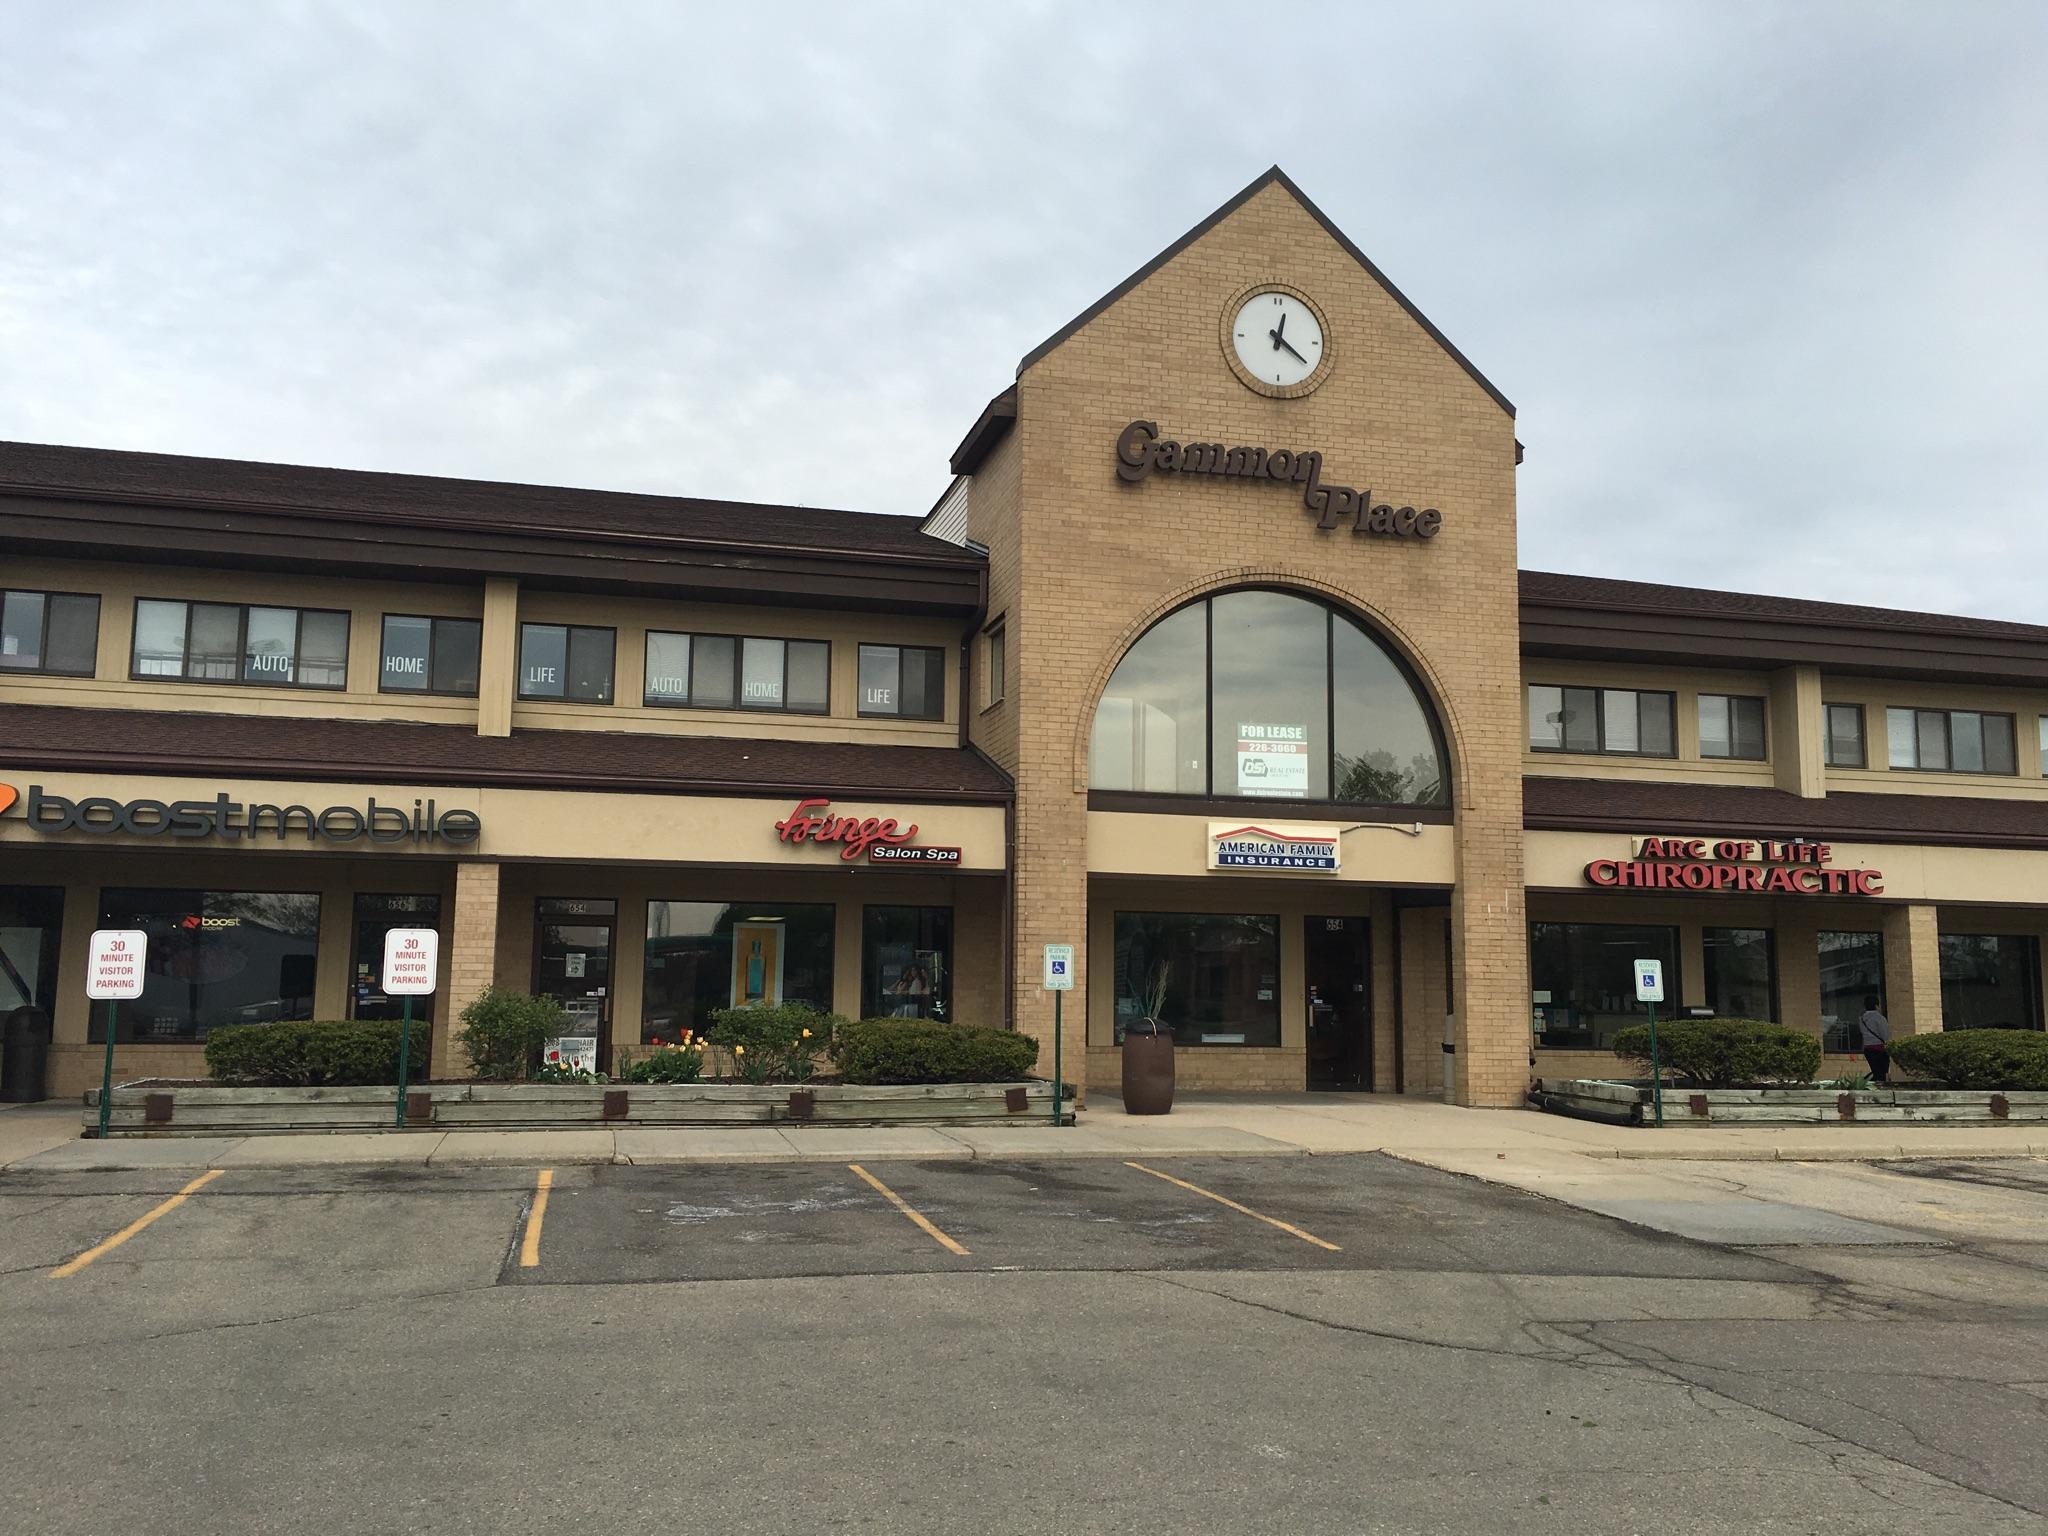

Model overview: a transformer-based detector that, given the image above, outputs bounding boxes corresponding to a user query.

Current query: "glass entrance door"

[350,893,442,1022]
[1305,915,1371,1091]
[535,898,616,1062]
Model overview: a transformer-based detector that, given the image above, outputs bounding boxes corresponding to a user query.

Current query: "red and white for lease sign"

[381,928,440,996]
[87,930,148,1000]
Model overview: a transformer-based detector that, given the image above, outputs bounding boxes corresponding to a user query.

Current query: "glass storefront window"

[1702,927,1776,1020]
[1939,934,2042,1031]
[1,589,98,675]
[350,893,442,1022]
[0,885,65,1021]
[862,906,953,1020]
[642,901,834,1041]
[1091,591,1445,804]
[92,889,320,1042]
[519,624,614,702]
[1111,912,1280,1047]
[1818,930,1885,1052]
[1529,922,1679,1050]
[381,615,481,695]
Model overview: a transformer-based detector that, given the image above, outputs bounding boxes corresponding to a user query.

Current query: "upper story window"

[1824,703,1866,768]
[1698,694,1767,760]
[1089,589,1446,805]
[1,589,99,676]
[985,623,1006,707]
[380,615,483,696]
[132,599,349,689]
[519,623,614,703]
[1887,707,2016,774]
[643,632,828,713]
[859,644,946,721]
[1527,685,1675,758]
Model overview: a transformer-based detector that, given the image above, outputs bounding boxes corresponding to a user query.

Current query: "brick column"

[1883,903,1943,1036]
[1770,664,1825,797]
[437,862,502,1076]
[477,578,518,738]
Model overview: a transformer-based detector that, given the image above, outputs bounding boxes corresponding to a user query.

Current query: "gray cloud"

[1,2,2043,617]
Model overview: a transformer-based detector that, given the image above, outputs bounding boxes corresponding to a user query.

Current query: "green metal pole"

[1051,990,1062,1127]
[97,999,116,1139]
[394,994,413,1129]
[1647,1000,1664,1128]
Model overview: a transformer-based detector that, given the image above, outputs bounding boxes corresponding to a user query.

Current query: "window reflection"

[1089,591,1444,804]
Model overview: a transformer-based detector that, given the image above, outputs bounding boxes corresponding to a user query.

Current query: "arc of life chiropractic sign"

[1585,836,1883,896]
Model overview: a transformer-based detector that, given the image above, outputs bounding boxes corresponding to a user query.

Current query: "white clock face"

[1232,291,1323,388]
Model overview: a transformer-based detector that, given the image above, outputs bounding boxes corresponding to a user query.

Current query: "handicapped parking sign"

[1634,959,1665,1003]
[1042,943,1074,991]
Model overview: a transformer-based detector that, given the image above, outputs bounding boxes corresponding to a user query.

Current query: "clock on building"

[1226,287,1328,395]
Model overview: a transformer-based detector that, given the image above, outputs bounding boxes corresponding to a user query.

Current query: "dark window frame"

[1702,925,1780,1022]
[641,630,830,715]
[983,619,1006,709]
[1824,702,1867,769]
[378,613,483,698]
[1698,693,1769,761]
[0,587,100,677]
[128,596,350,692]
[857,642,948,721]
[1090,590,1452,808]
[1526,684,1679,759]
[1886,706,2018,776]
[516,622,617,704]
[1110,908,1284,1049]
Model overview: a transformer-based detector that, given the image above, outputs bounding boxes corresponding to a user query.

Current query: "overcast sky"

[2,3,2044,619]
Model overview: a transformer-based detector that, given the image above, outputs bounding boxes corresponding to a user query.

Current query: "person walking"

[1858,993,1892,1084]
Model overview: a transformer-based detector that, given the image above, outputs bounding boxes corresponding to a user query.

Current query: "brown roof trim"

[1520,568,2048,683]
[1524,776,2048,853]
[0,703,1014,804]
[8,743,1013,804]
[948,387,1018,477]
[1015,166,1515,420]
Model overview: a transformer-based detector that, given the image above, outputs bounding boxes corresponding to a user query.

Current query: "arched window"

[1088,590,1447,806]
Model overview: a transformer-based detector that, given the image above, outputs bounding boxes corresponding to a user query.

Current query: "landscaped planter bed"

[82,1079,1071,1136]
[1531,1076,2048,1127]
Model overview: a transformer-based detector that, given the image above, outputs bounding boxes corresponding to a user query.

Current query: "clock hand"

[1275,311,1288,341]
[1273,332,1308,365]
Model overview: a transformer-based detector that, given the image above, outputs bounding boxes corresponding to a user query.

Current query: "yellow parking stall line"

[519,1169,554,1268]
[848,1163,971,1256]
[49,1168,226,1278]
[1124,1161,1341,1252]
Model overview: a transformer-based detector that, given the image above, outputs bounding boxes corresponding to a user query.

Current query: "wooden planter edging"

[81,1080,1073,1136]
[1531,1077,2048,1127]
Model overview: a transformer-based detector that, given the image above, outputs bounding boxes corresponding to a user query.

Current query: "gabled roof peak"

[1017,166,1514,420]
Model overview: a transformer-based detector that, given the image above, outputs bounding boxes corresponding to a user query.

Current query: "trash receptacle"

[1121,1017,1175,1115]
[2,1006,52,1103]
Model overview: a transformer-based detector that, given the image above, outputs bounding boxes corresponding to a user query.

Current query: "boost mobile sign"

[6,783,482,846]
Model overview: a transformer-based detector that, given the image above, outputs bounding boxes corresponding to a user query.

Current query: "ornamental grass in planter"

[1610,1017,1821,1089]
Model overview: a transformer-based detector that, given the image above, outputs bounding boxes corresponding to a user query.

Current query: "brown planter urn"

[1121,1018,1175,1115]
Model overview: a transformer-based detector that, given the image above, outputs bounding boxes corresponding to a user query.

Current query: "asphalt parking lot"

[6,1154,2046,1536]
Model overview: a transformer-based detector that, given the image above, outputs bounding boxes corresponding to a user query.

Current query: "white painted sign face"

[1235,722,1309,797]
[1633,959,1665,1004]
[86,929,148,1000]
[1042,943,1075,992]
[381,928,440,996]
[547,1036,598,1073]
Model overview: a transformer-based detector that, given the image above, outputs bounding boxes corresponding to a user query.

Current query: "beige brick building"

[5,168,2047,1105]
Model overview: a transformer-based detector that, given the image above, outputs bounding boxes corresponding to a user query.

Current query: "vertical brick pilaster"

[437,861,503,1076]
[1883,903,1944,1036]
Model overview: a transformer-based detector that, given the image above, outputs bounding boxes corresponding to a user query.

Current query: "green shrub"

[1610,1017,1821,1088]
[830,1018,1039,1085]
[456,988,565,1081]
[204,1019,430,1086]
[1891,1029,2048,1090]
[618,1040,707,1084]
[705,1003,836,1084]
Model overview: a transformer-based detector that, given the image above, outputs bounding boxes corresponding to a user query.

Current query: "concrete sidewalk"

[5,1092,2046,1172]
